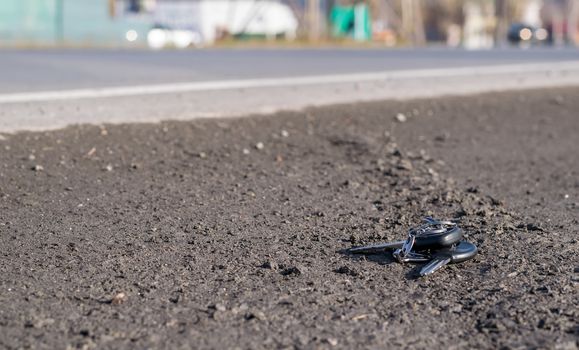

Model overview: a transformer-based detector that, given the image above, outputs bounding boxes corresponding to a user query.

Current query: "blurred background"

[1,0,579,50]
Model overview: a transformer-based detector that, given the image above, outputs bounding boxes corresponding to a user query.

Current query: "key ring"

[348,217,477,276]
[393,217,457,262]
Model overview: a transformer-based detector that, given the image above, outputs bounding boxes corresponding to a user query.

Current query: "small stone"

[231,303,249,314]
[281,130,289,137]
[489,196,504,206]
[552,95,564,105]
[36,318,55,328]
[165,319,179,327]
[385,142,400,156]
[198,152,207,159]
[397,159,413,171]
[564,194,569,199]
[537,319,546,329]
[476,208,491,217]
[255,142,264,150]
[169,294,180,304]
[326,338,338,346]
[455,208,468,217]
[427,167,438,178]
[214,303,226,312]
[465,186,478,193]
[526,222,544,231]
[104,164,113,172]
[246,310,266,321]
[434,133,450,142]
[280,265,304,276]
[32,165,44,172]
[334,265,358,276]
[395,113,407,123]
[242,148,250,155]
[260,261,278,270]
[111,292,126,305]
[212,310,228,321]
[349,233,359,244]
[86,147,96,157]
[450,304,463,313]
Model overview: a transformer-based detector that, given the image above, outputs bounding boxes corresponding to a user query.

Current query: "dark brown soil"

[0,88,577,350]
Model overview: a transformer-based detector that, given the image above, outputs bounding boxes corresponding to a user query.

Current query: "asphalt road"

[1,47,578,93]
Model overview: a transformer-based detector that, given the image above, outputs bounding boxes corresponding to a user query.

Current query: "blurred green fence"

[0,0,150,46]
[0,0,58,44]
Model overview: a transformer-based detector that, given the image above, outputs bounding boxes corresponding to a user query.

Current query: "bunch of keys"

[349,217,477,276]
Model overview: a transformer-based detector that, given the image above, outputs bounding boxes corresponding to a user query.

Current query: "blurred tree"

[108,0,115,18]
[567,0,579,44]
[422,0,464,42]
[400,0,425,45]
[307,0,322,41]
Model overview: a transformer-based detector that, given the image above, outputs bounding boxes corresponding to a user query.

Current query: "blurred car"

[507,23,549,45]
[147,25,203,49]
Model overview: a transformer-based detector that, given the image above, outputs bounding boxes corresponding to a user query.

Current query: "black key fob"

[443,241,478,263]
[419,241,478,276]
[412,224,463,250]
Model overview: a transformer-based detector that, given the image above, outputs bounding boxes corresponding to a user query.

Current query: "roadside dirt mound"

[0,89,576,349]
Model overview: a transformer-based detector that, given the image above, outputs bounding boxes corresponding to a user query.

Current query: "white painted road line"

[1,61,578,104]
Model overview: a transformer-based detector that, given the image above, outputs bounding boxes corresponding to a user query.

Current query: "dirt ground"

[0,88,577,350]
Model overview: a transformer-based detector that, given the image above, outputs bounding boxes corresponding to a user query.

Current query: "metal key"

[419,241,478,276]
[348,240,405,254]
[349,217,462,257]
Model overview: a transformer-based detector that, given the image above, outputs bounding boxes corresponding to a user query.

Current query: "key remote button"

[412,226,463,250]
[432,241,478,263]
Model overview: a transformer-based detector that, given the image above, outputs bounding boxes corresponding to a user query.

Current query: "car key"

[348,240,405,254]
[402,217,463,250]
[419,241,478,276]
[349,217,462,256]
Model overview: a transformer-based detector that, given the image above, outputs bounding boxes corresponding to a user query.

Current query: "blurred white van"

[147,0,298,49]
